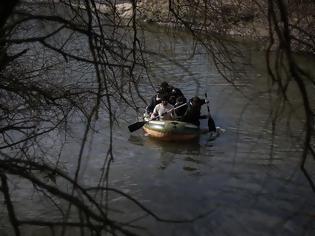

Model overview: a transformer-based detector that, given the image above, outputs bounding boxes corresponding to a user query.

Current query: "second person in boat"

[180,96,207,126]
[150,95,175,121]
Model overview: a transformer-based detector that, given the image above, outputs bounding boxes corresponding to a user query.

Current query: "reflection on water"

[128,134,208,172]
[128,134,202,154]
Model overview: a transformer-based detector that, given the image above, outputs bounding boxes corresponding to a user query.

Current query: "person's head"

[158,81,172,94]
[161,95,169,105]
[160,81,169,90]
[191,96,201,107]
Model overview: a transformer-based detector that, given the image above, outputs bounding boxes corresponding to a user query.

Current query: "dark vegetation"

[0,0,151,235]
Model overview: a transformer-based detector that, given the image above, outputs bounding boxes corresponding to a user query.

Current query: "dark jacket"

[147,86,182,113]
[180,97,205,126]
[169,87,185,105]
[174,96,188,117]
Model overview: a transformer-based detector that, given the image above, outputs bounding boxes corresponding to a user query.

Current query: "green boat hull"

[143,120,200,141]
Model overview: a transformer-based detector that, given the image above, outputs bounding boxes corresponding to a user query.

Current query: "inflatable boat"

[143,120,200,141]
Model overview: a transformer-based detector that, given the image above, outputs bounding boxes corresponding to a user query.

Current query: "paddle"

[128,102,188,132]
[205,93,216,132]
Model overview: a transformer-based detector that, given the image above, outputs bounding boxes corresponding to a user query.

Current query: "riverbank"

[27,0,314,54]
[122,0,314,54]
[137,0,268,38]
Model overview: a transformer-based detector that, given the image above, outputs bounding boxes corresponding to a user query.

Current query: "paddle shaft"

[205,92,216,132]
[152,101,188,120]
[205,93,211,115]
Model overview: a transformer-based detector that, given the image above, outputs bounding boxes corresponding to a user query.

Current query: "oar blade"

[128,121,147,132]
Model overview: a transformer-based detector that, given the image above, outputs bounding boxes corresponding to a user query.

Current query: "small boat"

[143,120,200,141]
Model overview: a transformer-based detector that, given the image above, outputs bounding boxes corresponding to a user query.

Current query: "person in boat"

[146,81,185,114]
[180,96,207,127]
[145,82,172,114]
[145,91,162,115]
[174,96,188,119]
[158,81,173,94]
[169,86,186,105]
[150,95,175,120]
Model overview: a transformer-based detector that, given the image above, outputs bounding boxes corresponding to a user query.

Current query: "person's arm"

[198,99,209,118]
[151,105,159,119]
[175,88,184,97]
[170,105,175,119]
[200,99,206,105]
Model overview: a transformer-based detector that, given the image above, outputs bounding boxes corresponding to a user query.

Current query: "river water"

[3,21,315,235]
[70,26,315,235]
